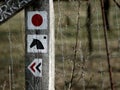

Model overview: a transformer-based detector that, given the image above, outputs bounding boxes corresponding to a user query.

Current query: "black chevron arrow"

[36,63,41,73]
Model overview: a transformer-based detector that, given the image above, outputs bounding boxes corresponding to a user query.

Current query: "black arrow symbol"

[36,63,41,73]
[30,39,44,49]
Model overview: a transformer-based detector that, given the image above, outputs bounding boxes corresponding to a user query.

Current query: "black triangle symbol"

[30,39,44,49]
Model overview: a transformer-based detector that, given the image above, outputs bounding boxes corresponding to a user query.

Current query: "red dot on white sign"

[32,14,43,26]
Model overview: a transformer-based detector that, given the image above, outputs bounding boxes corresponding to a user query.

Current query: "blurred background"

[0,0,120,90]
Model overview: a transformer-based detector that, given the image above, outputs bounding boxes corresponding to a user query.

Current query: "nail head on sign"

[44,36,47,39]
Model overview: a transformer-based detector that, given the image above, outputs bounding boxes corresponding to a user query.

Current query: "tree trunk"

[86,1,93,54]
[104,0,110,31]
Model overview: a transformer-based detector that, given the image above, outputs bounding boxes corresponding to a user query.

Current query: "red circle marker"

[32,14,43,26]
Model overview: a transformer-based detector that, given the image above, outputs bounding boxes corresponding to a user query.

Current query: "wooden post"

[25,0,55,90]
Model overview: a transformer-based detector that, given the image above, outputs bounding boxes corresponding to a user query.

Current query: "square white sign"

[27,35,48,53]
[27,11,48,30]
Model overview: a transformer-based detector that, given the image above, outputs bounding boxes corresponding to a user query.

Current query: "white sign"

[27,35,48,53]
[27,11,48,29]
[28,58,42,77]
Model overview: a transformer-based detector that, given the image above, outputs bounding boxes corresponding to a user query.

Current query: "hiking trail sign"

[27,11,48,29]
[27,35,48,53]
[0,0,55,90]
[0,0,33,24]
[28,58,42,77]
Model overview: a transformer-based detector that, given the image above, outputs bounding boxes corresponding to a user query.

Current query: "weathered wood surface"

[0,0,33,24]
[25,0,55,90]
[0,0,55,89]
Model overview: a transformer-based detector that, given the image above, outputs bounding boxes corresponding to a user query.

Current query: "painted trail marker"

[27,11,48,29]
[0,0,55,90]
[28,58,42,77]
[25,0,55,90]
[27,35,48,53]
